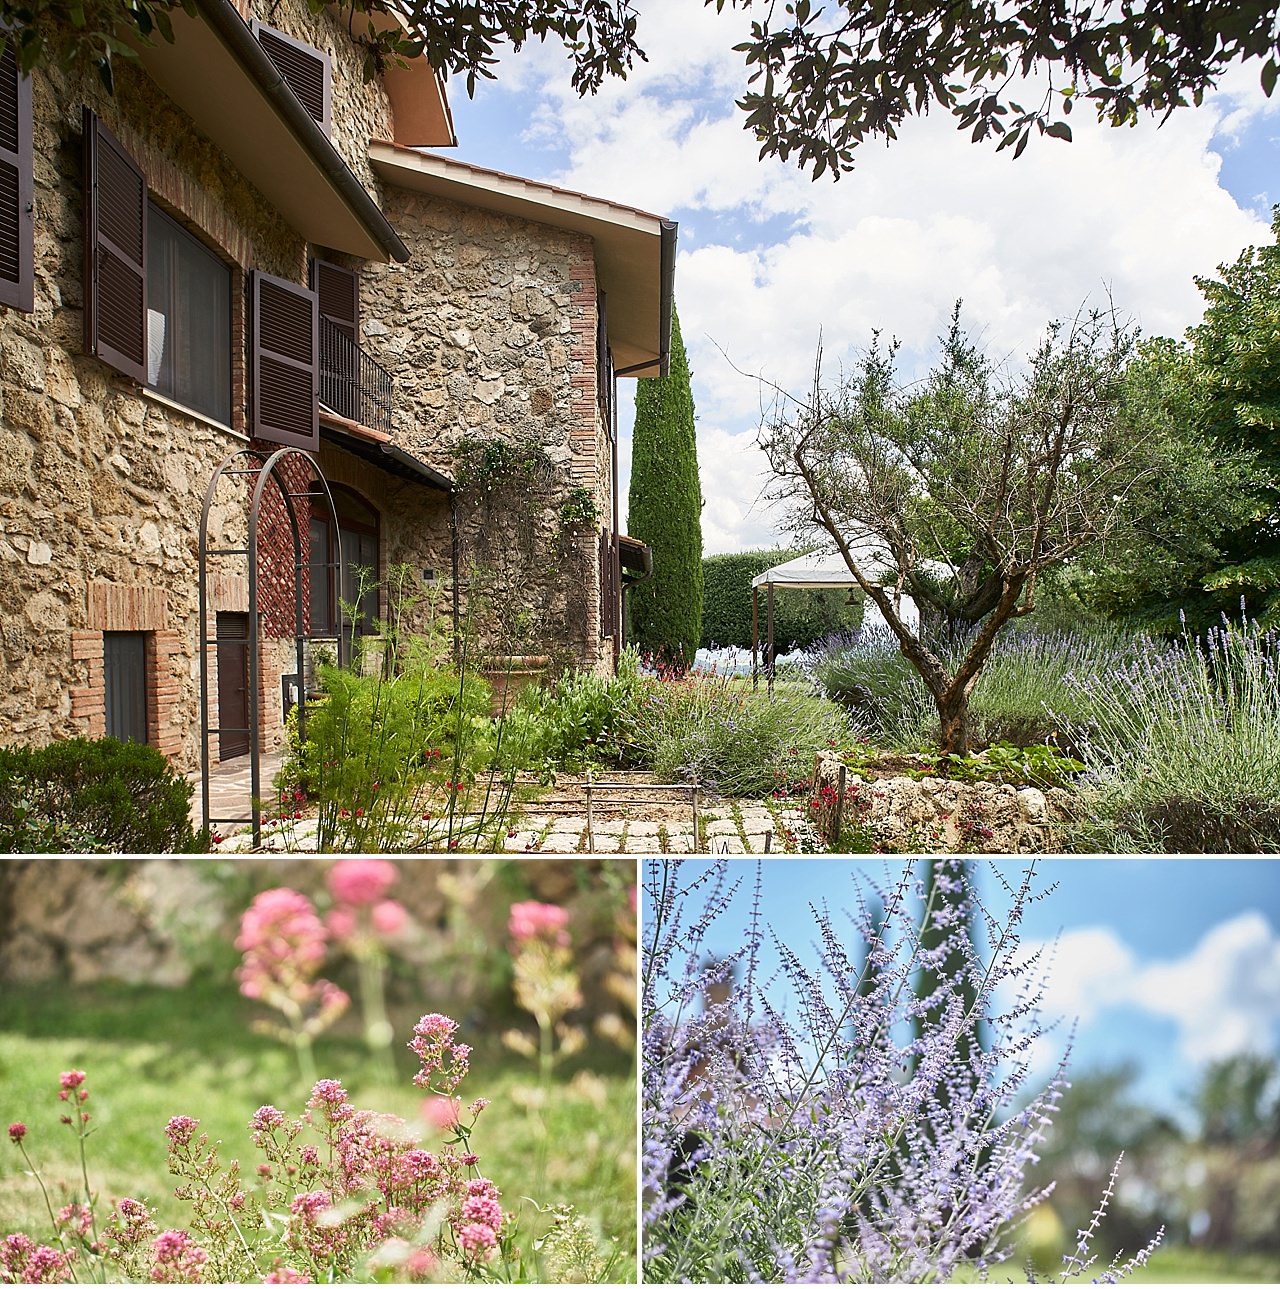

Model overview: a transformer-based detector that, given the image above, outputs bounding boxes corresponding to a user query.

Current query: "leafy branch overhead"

[5,0,1279,173]
[0,0,644,94]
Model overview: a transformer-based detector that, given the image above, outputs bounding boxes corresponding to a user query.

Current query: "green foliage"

[630,669,848,796]
[497,646,647,775]
[0,736,202,852]
[627,305,704,671]
[1073,624,1280,852]
[732,0,1280,177]
[0,0,642,102]
[277,647,510,851]
[700,548,864,650]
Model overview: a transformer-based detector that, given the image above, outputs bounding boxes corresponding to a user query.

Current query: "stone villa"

[0,0,674,775]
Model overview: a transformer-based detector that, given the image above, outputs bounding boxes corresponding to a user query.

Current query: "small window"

[147,204,231,423]
[104,631,148,745]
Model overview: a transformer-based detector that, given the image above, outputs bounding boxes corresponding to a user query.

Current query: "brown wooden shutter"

[83,109,147,382]
[600,528,617,638]
[252,21,331,136]
[0,39,33,313]
[597,289,613,436]
[251,268,318,451]
[312,257,358,339]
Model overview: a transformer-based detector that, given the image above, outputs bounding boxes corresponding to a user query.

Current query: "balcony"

[319,315,394,434]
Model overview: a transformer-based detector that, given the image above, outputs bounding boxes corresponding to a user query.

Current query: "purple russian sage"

[642,857,1120,1283]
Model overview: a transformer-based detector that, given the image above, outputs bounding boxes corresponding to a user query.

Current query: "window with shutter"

[0,38,33,313]
[252,21,332,136]
[83,109,147,383]
[252,268,319,451]
[148,203,231,422]
[312,257,360,421]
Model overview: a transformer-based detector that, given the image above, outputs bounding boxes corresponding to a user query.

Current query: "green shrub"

[812,622,1145,754]
[701,549,864,651]
[498,646,648,775]
[0,737,201,853]
[630,670,849,796]
[278,650,502,850]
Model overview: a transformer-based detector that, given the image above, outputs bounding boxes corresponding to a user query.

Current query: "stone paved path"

[194,755,818,854]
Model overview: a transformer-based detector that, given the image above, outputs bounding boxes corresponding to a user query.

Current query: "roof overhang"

[368,143,676,375]
[320,416,454,491]
[334,4,456,147]
[618,533,652,581]
[132,0,409,262]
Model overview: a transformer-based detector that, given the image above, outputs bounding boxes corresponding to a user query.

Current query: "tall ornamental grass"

[631,664,849,796]
[1072,623,1280,852]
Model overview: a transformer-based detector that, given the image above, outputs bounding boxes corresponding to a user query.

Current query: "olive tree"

[759,304,1157,755]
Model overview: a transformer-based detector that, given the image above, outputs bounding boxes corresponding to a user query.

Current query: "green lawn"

[0,976,636,1282]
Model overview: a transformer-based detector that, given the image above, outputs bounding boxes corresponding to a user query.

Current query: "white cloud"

[1021,913,1280,1076]
[448,0,1275,552]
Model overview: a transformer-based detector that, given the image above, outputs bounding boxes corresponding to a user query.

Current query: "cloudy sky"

[651,858,1280,1126]
[439,0,1280,553]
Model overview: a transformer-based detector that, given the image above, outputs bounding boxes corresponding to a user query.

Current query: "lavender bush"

[642,857,1161,1282]
[1071,622,1280,852]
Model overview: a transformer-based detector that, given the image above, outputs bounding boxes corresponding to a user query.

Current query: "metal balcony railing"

[319,316,394,434]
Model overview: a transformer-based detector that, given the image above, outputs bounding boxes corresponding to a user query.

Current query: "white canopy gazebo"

[749,548,920,692]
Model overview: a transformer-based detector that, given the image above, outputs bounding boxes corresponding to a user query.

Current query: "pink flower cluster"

[326,858,409,943]
[508,899,570,948]
[0,1233,74,1284]
[409,1013,471,1094]
[235,888,349,1030]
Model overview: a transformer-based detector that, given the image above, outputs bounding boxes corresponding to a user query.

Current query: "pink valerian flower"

[459,1180,503,1233]
[508,900,571,948]
[306,1078,354,1124]
[326,857,398,907]
[109,1198,157,1250]
[165,1115,200,1149]
[149,1229,209,1283]
[409,1014,470,1094]
[0,1234,74,1285]
[7,1122,25,1143]
[236,887,329,1001]
[455,1222,499,1259]
[370,898,408,937]
[421,1095,461,1132]
[287,1190,354,1262]
[263,1265,309,1284]
[56,1203,93,1239]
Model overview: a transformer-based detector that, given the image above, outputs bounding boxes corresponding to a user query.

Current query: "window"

[147,204,231,423]
[309,486,379,639]
[0,37,33,313]
[104,631,148,744]
[84,110,319,449]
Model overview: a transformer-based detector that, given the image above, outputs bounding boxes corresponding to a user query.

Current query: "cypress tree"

[627,305,703,669]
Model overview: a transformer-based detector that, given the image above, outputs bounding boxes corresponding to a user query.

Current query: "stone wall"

[0,5,414,771]
[365,189,612,673]
[0,857,635,1022]
[810,752,1074,853]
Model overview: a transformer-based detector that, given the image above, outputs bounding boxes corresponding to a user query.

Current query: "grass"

[0,975,636,1281]
[950,1245,1280,1283]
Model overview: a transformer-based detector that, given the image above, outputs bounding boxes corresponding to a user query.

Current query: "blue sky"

[646,858,1280,1128]
[432,0,1280,553]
